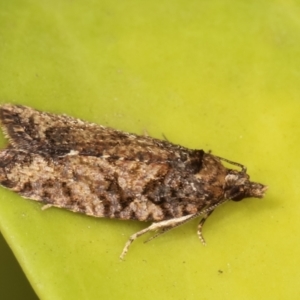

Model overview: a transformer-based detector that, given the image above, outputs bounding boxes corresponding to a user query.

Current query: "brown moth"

[0,104,267,259]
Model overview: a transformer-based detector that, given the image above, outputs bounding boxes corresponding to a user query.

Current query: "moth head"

[224,170,267,201]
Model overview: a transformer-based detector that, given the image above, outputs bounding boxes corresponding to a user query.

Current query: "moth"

[0,104,267,259]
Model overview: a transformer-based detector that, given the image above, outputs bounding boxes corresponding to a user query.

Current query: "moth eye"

[230,186,245,201]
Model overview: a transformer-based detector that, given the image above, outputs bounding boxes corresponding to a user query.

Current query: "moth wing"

[0,148,173,221]
[0,104,197,164]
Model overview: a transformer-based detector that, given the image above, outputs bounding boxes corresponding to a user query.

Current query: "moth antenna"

[214,155,247,172]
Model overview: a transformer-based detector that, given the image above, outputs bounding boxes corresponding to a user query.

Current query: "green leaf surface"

[1,0,300,299]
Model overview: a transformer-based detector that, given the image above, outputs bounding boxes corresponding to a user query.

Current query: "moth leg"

[144,227,171,243]
[120,214,194,260]
[196,198,229,244]
[197,210,214,245]
[41,204,53,210]
[162,133,169,141]
[144,213,199,243]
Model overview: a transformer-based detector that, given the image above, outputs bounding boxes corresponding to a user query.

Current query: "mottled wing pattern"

[0,149,174,221]
[0,104,199,165]
[0,104,208,222]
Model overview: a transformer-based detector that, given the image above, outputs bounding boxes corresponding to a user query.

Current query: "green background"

[0,0,299,299]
